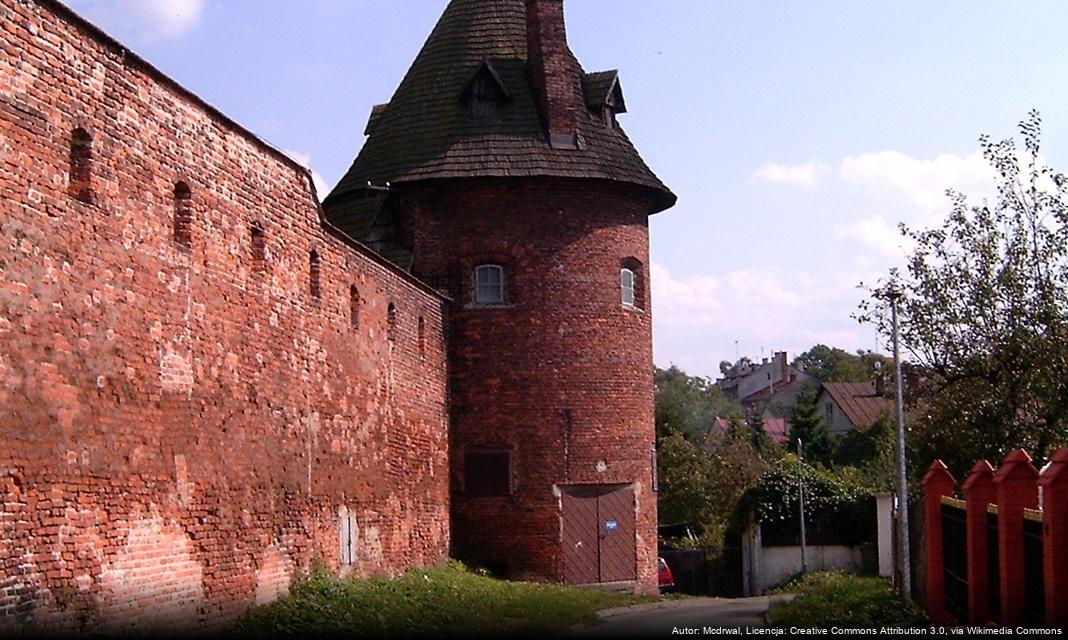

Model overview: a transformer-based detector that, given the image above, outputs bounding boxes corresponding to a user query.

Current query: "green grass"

[235,560,654,638]
[767,571,928,628]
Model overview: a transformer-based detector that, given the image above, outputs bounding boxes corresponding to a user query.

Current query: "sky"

[66,0,1068,379]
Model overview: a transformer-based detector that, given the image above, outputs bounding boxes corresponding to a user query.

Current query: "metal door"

[561,484,636,584]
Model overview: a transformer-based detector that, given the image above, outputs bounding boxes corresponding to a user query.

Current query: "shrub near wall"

[734,456,877,547]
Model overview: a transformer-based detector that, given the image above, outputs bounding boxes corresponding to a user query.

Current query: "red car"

[657,556,675,593]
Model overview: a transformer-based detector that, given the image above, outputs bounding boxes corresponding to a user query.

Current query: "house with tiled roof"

[818,382,893,434]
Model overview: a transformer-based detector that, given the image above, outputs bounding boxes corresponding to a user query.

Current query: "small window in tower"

[250,223,266,269]
[464,447,512,498]
[350,285,360,329]
[69,128,93,203]
[621,268,635,307]
[387,302,397,342]
[173,182,192,249]
[309,250,321,302]
[474,264,504,305]
[620,258,645,310]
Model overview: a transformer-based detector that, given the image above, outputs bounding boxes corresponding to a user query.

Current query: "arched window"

[387,302,397,342]
[620,258,645,310]
[474,264,504,305]
[349,285,360,328]
[250,223,266,269]
[621,268,636,307]
[69,128,92,203]
[309,250,321,301]
[173,182,192,248]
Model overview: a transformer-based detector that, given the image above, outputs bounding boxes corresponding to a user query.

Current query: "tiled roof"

[823,382,892,430]
[323,0,675,228]
[763,417,788,444]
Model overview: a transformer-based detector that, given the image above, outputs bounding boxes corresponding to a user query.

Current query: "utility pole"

[888,286,911,599]
[798,437,808,574]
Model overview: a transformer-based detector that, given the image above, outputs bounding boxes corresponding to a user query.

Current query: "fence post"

[994,449,1039,626]
[922,460,956,623]
[1039,447,1068,627]
[962,460,996,624]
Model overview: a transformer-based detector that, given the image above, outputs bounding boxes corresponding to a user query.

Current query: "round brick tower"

[323,0,674,592]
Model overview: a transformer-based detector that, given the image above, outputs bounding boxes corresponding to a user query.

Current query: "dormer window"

[461,60,510,118]
[474,264,504,305]
[583,70,627,128]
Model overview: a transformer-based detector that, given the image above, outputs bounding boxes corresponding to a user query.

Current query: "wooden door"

[598,485,637,582]
[561,484,636,584]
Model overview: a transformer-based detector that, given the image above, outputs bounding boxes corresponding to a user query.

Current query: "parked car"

[657,556,676,593]
[657,522,698,545]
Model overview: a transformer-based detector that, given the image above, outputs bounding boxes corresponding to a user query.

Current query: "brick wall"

[397,177,659,593]
[525,0,579,142]
[0,0,450,633]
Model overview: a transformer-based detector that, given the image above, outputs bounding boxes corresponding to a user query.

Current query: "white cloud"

[71,0,205,40]
[838,150,994,222]
[282,149,330,200]
[834,214,914,259]
[751,159,831,187]
[650,262,878,378]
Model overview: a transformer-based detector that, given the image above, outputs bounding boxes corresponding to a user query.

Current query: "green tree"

[793,344,891,383]
[858,111,1068,478]
[657,429,766,558]
[788,386,833,465]
[654,365,744,442]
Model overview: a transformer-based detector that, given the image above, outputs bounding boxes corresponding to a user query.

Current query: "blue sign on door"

[605,520,618,532]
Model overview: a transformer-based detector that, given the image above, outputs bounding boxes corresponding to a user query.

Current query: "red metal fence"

[922,448,1068,627]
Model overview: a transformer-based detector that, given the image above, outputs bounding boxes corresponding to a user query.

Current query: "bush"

[732,456,878,546]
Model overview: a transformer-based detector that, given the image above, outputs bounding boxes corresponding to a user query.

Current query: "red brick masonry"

[0,0,449,632]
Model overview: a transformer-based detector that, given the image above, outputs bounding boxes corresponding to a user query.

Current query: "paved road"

[572,596,792,637]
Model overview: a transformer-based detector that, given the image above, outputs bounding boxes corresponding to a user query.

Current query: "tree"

[657,429,766,558]
[654,365,744,442]
[858,111,1068,478]
[787,386,833,465]
[793,344,891,383]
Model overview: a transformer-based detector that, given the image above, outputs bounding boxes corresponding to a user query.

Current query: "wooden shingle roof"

[323,0,674,226]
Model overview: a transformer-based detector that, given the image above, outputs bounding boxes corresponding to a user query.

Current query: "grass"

[235,560,655,638]
[767,571,928,628]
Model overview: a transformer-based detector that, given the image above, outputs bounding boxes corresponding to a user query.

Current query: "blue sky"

[68,0,1068,378]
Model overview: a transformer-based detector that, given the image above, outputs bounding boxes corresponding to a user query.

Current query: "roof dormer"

[460,59,511,118]
[364,103,389,136]
[583,70,627,126]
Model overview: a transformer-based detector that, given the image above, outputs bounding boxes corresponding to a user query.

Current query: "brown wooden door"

[562,491,599,584]
[561,484,636,584]
[598,485,637,582]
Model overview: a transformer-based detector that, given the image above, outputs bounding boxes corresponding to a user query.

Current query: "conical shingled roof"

[322,0,675,222]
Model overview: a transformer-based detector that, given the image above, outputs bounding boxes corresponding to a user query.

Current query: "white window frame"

[474,264,504,305]
[621,267,636,307]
